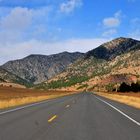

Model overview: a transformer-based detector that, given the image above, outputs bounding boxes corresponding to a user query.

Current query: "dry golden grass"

[0,87,74,109]
[0,82,26,88]
[95,92,140,109]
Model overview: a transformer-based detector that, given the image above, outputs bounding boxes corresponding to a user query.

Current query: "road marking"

[95,96,140,127]
[66,105,70,108]
[48,115,57,123]
[0,99,54,116]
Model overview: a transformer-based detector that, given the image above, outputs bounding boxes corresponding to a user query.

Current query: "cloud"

[103,18,120,28]
[114,10,122,19]
[0,38,109,64]
[0,7,33,43]
[60,0,82,13]
[131,18,140,27]
[0,7,32,31]
[0,6,51,31]
[129,29,140,39]
[103,11,122,28]
[128,18,140,39]
[0,6,51,43]
[101,11,123,38]
[102,29,117,37]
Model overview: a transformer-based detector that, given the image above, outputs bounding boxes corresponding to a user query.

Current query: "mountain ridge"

[2,52,84,84]
[0,67,31,87]
[85,37,140,60]
[38,37,140,91]
[1,37,140,91]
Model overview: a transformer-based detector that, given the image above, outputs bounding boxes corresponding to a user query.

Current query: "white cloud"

[114,10,122,19]
[131,18,140,26]
[0,6,50,43]
[102,29,117,37]
[60,0,82,13]
[103,18,120,28]
[0,38,109,64]
[0,7,33,43]
[103,11,122,28]
[101,11,123,38]
[129,29,140,39]
[0,7,32,31]
[128,18,140,39]
[128,28,140,40]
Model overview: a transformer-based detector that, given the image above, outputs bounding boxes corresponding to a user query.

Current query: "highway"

[0,92,140,140]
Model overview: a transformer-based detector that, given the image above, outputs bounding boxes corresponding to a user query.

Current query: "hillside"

[86,37,140,60]
[2,52,84,84]
[0,68,30,87]
[37,37,140,91]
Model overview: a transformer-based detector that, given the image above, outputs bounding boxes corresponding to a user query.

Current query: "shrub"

[118,82,140,92]
[105,83,116,92]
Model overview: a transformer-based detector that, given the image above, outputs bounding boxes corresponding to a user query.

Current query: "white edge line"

[0,99,53,115]
[95,96,140,127]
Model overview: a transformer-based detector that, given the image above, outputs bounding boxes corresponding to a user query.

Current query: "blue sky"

[0,0,140,64]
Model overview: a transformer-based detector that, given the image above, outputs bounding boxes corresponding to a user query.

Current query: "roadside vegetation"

[118,82,140,92]
[104,81,140,92]
[95,92,140,109]
[0,87,74,109]
[35,76,90,90]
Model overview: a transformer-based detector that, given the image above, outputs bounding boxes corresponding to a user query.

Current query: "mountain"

[85,37,140,60]
[2,52,84,84]
[0,68,30,87]
[38,37,140,91]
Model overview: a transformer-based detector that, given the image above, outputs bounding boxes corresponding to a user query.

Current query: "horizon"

[0,0,140,64]
[1,36,139,65]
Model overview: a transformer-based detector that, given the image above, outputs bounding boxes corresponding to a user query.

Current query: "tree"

[118,82,131,92]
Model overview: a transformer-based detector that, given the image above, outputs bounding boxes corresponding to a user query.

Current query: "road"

[0,92,140,140]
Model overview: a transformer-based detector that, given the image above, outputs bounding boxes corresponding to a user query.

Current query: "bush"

[118,82,140,92]
[105,83,116,92]
[77,84,88,90]
[131,82,140,92]
[45,76,89,89]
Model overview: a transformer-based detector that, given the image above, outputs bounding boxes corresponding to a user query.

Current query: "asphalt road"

[0,92,140,140]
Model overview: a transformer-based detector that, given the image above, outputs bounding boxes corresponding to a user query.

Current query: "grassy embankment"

[0,87,74,109]
[95,92,140,109]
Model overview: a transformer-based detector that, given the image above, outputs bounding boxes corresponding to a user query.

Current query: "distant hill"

[39,37,140,92]
[2,52,84,84]
[0,68,30,87]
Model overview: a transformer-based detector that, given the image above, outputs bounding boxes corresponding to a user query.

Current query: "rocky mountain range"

[1,52,84,84]
[0,37,140,91]
[37,37,140,92]
[0,68,30,87]
[85,37,140,60]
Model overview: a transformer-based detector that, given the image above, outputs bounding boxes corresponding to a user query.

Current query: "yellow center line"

[48,115,57,123]
[66,105,70,108]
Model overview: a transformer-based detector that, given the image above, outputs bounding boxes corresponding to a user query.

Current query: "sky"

[0,0,140,64]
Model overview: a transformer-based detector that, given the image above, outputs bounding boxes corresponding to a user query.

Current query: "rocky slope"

[0,68,30,87]
[85,37,140,60]
[2,52,84,84]
[39,37,140,91]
